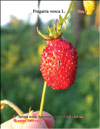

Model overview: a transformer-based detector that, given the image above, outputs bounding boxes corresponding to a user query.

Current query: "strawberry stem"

[37,0,73,40]
[0,100,23,116]
[62,0,73,24]
[39,81,47,116]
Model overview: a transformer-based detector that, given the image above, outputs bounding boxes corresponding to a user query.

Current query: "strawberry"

[40,37,77,90]
[83,0,95,15]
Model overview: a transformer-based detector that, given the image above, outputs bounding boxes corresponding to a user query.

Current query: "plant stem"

[39,81,47,116]
[0,100,23,116]
[61,0,73,24]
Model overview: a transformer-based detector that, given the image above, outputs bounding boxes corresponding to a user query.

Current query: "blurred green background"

[1,1,99,128]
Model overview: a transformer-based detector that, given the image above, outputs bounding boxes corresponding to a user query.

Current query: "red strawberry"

[40,37,77,90]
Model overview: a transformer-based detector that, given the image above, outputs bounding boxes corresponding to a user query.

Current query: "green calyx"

[37,20,67,40]
[37,0,72,40]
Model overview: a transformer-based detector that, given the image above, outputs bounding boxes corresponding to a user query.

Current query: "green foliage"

[1,18,99,128]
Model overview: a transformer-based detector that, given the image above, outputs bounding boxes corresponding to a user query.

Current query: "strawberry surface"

[40,37,77,90]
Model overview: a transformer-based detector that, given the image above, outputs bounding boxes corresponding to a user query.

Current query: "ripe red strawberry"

[40,37,77,90]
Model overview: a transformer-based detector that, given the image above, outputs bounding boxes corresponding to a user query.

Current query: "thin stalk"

[39,81,47,116]
[0,100,23,116]
[61,0,73,24]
